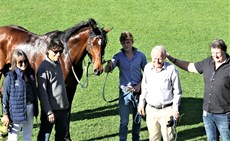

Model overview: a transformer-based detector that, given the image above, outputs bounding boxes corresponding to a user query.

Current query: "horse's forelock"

[88,18,97,29]
[88,18,102,36]
[87,19,108,52]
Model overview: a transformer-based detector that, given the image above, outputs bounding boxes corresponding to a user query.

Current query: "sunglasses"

[52,49,63,54]
[17,60,27,67]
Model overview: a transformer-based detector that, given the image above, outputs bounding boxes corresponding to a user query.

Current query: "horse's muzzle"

[93,68,103,75]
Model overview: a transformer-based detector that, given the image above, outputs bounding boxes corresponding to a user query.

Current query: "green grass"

[0,0,229,140]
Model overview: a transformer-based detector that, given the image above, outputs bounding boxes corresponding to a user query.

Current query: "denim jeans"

[37,109,68,141]
[118,91,141,141]
[203,110,230,141]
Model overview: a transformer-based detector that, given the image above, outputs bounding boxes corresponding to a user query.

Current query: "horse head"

[60,18,111,75]
[87,19,112,75]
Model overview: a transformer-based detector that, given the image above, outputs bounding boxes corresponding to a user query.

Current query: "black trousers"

[37,109,68,141]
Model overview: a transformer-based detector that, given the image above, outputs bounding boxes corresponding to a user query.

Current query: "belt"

[149,103,173,109]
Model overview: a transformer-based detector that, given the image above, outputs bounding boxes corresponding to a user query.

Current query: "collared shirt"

[194,55,230,113]
[111,47,147,87]
[139,62,182,111]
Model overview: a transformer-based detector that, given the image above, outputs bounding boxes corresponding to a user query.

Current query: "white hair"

[150,45,166,58]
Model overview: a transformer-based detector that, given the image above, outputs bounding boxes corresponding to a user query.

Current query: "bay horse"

[0,18,110,140]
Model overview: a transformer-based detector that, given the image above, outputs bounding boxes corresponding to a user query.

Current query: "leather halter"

[87,30,103,59]
[63,30,103,88]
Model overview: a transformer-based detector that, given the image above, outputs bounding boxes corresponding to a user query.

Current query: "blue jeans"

[37,109,68,141]
[119,91,141,141]
[203,111,230,141]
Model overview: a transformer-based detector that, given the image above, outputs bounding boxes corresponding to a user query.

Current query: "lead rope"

[102,74,142,123]
[64,42,89,88]
[71,59,90,88]
[131,94,142,124]
[102,71,131,103]
[102,72,120,102]
[101,60,122,102]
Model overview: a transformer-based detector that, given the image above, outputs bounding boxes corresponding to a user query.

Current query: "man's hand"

[48,113,55,123]
[133,83,141,93]
[104,60,113,73]
[173,111,180,121]
[138,106,145,116]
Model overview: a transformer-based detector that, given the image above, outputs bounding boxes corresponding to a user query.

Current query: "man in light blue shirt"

[138,45,182,141]
[105,31,147,141]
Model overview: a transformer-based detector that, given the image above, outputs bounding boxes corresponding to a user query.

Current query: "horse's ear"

[104,28,112,34]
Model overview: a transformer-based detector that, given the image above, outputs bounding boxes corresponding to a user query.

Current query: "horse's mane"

[61,20,91,43]
[44,30,63,39]
[60,18,108,54]
[10,25,30,32]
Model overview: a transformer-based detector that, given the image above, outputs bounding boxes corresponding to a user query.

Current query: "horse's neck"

[67,33,89,65]
[69,47,88,65]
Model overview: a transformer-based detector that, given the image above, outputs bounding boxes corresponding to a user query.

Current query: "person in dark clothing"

[167,39,230,141]
[37,38,69,141]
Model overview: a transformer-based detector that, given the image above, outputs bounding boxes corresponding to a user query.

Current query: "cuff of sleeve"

[138,101,146,109]
[2,110,8,115]
[47,111,53,116]
[173,105,179,111]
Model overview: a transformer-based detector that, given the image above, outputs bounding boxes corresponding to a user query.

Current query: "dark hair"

[119,31,134,43]
[47,38,64,51]
[211,39,227,52]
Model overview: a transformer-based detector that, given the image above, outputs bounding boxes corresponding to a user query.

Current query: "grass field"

[0,0,229,140]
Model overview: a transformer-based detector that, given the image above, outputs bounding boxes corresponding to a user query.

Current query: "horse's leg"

[65,85,77,141]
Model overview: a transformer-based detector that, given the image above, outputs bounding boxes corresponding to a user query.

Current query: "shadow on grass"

[70,97,206,140]
[179,97,203,125]
[177,97,206,140]
[84,127,148,141]
[70,103,118,121]
[177,126,206,141]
